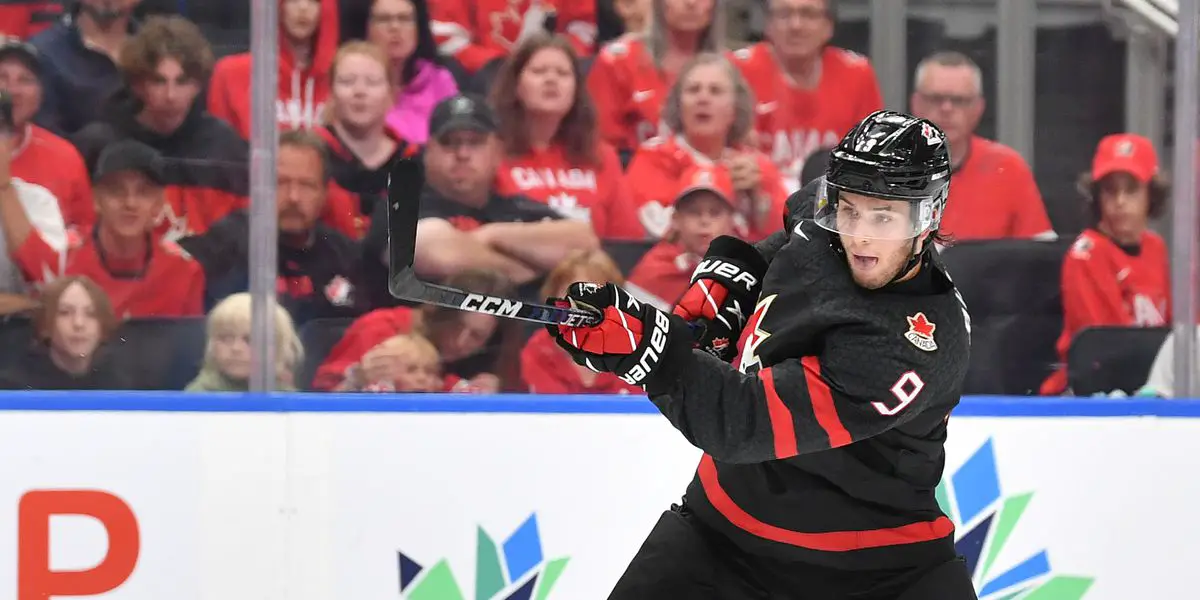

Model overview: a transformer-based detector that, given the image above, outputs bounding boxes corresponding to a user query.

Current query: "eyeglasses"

[915,92,978,110]
[767,6,828,22]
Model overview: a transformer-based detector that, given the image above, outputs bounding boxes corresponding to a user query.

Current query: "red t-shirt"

[430,0,596,72]
[625,135,788,241]
[15,230,204,318]
[731,43,883,186]
[587,36,671,153]
[626,241,697,309]
[494,142,644,239]
[940,136,1056,241]
[1041,229,1170,394]
[521,329,640,394]
[11,125,94,231]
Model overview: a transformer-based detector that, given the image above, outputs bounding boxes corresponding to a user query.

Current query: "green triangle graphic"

[1020,576,1094,600]
[935,479,956,523]
[981,492,1034,579]
[533,557,570,600]
[475,526,505,600]
[407,559,466,600]
[994,588,1031,600]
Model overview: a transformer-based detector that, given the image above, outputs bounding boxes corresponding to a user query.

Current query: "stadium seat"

[109,317,207,390]
[1067,326,1170,396]
[939,239,1073,395]
[0,316,34,371]
[297,318,355,390]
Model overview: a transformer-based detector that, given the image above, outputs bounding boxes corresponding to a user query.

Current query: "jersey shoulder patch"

[601,38,632,59]
[1068,233,1096,260]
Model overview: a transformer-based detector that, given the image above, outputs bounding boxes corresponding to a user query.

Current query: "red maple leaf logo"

[907,312,935,338]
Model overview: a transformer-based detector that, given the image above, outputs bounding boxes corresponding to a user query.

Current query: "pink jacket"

[386,60,459,144]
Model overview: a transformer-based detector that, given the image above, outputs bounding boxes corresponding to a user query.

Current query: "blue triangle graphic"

[979,550,1051,597]
[955,513,993,578]
[398,551,423,592]
[503,573,539,600]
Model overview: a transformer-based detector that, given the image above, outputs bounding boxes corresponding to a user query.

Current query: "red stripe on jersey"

[759,368,798,458]
[800,356,853,447]
[698,454,955,551]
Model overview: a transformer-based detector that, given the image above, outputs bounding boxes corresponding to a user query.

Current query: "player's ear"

[914,230,933,254]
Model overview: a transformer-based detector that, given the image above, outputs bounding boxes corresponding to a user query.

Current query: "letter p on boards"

[18,490,140,600]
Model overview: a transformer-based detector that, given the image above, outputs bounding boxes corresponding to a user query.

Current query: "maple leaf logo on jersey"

[738,294,777,373]
[711,337,729,354]
[905,312,937,352]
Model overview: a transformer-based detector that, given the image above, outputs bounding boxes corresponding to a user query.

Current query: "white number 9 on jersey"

[874,371,925,416]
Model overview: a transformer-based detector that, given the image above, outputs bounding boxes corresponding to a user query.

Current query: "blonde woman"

[185,293,304,392]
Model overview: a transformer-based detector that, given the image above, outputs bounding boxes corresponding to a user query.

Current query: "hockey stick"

[386,158,602,327]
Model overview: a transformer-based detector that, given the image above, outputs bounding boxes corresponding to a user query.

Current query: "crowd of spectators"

[0,0,1182,396]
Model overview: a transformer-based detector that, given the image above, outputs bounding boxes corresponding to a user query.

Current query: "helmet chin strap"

[888,235,928,285]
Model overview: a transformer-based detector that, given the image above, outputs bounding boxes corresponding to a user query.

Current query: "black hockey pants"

[607,503,979,600]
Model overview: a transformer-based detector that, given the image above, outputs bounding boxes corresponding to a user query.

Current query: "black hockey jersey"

[644,216,971,570]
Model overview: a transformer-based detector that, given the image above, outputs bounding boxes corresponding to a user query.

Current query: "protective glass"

[813,178,940,241]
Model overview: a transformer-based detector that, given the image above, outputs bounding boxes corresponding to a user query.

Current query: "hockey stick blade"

[386,158,601,327]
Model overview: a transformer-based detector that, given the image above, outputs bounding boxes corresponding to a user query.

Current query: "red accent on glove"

[557,305,643,355]
[673,279,731,322]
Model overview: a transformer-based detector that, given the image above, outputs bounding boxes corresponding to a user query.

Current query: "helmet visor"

[813,178,940,241]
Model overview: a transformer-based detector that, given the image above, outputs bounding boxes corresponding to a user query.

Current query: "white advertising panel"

[0,394,1195,600]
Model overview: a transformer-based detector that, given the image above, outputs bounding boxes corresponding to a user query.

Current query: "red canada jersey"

[11,125,94,231]
[625,241,697,309]
[1041,229,1170,394]
[521,329,640,394]
[731,43,882,186]
[940,136,1056,241]
[15,230,204,318]
[430,0,596,73]
[587,36,671,153]
[624,135,788,241]
[493,142,644,239]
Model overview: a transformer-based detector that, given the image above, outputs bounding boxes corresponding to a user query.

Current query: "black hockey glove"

[547,282,691,388]
[672,235,768,363]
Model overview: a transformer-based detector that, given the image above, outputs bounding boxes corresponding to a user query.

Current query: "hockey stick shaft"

[386,159,602,327]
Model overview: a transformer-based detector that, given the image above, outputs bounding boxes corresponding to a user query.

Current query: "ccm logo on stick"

[693,260,759,292]
[460,294,523,318]
[621,309,671,385]
[18,490,140,600]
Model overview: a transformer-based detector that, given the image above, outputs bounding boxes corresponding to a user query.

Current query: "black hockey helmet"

[814,110,951,241]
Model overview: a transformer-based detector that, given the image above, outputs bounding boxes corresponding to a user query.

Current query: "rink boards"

[0,393,1195,600]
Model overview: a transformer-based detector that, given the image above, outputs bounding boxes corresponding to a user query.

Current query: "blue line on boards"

[0,392,1198,417]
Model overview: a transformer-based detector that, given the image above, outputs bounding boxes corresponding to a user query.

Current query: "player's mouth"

[851,254,879,269]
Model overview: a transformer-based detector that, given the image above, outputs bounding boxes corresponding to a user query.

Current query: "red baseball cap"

[674,165,736,207]
[1092,133,1158,183]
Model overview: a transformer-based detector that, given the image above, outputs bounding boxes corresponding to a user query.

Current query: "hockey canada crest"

[904,312,937,351]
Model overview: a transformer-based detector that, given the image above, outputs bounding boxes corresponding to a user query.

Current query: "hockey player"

[546,110,976,599]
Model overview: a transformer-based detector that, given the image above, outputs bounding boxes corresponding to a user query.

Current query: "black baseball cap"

[93,139,167,185]
[0,36,39,75]
[428,94,497,140]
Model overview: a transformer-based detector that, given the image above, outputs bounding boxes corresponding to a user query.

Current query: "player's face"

[517,47,576,119]
[331,52,393,129]
[678,63,737,145]
[367,0,419,64]
[50,282,102,364]
[424,129,499,201]
[1095,172,1151,244]
[765,0,832,61]
[910,64,983,152]
[276,144,327,235]
[0,57,41,129]
[661,0,715,34]
[281,0,321,42]
[836,193,924,289]
[94,170,164,239]
[431,312,497,363]
[134,58,201,135]
[210,323,252,382]
[672,191,736,255]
